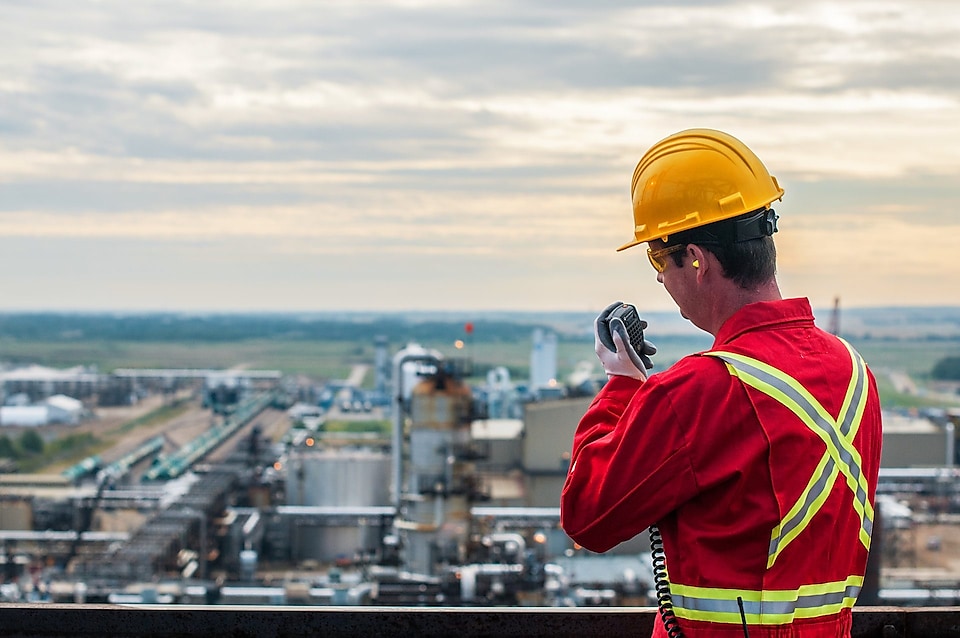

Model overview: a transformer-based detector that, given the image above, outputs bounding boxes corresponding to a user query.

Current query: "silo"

[286,448,391,562]
[286,449,391,507]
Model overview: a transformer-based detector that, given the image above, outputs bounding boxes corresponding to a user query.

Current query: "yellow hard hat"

[617,128,784,251]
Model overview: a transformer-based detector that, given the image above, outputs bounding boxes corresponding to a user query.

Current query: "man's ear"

[687,244,708,272]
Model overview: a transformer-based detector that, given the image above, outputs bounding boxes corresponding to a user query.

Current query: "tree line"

[932,356,960,381]
[0,313,568,344]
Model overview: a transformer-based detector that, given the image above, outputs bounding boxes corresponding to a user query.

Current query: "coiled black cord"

[649,524,685,638]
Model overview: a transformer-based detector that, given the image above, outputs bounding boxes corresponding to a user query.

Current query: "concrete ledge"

[0,604,957,637]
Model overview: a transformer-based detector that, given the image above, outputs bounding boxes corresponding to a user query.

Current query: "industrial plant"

[0,331,959,610]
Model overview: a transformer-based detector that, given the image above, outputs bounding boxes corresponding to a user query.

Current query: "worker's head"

[651,209,779,288]
[619,128,783,288]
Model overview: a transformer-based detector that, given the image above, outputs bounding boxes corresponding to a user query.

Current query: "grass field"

[2,334,959,409]
[851,338,960,379]
[0,338,360,380]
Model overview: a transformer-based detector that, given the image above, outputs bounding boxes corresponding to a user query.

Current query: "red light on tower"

[464,322,474,335]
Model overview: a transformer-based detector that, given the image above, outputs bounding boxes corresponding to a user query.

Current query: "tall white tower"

[374,335,389,395]
[529,328,558,390]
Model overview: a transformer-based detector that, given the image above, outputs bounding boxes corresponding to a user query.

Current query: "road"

[345,364,369,387]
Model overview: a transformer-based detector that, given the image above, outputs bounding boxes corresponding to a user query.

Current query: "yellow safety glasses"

[646,244,685,273]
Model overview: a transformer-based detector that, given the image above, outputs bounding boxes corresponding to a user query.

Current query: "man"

[560,129,882,637]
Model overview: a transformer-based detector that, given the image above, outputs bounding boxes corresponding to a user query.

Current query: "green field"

[850,338,960,379]
[0,334,709,388]
[2,333,959,410]
[0,338,360,381]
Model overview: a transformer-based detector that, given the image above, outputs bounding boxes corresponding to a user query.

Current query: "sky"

[2,0,959,315]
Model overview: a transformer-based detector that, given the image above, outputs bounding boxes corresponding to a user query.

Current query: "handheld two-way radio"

[597,303,652,370]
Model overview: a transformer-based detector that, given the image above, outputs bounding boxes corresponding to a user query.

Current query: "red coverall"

[560,298,883,637]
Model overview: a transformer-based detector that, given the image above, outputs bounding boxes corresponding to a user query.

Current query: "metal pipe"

[485,532,527,557]
[947,422,955,467]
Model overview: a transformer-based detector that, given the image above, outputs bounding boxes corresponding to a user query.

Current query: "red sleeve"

[560,373,700,553]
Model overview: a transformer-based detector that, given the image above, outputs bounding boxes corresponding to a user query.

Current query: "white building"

[0,394,84,427]
[44,394,84,425]
[0,406,48,427]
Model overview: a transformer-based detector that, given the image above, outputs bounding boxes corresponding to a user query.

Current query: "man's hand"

[594,302,653,380]
[608,314,657,370]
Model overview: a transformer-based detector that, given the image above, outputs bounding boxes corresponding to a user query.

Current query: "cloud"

[0,0,959,311]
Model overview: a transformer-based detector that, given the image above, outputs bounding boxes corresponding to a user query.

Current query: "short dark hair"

[667,209,778,288]
[674,237,777,288]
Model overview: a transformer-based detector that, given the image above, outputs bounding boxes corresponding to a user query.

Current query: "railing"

[0,605,958,637]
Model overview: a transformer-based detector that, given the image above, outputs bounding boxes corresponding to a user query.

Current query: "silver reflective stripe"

[706,343,873,565]
[768,457,836,559]
[711,353,866,491]
[672,581,862,624]
[837,343,867,438]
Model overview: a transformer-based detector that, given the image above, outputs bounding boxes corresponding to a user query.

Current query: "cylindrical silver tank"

[286,448,392,563]
[286,448,391,507]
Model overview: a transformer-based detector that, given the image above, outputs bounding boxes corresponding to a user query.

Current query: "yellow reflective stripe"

[671,575,863,625]
[706,347,873,565]
[827,340,874,548]
[711,351,873,522]
[838,338,870,442]
[768,454,838,568]
[713,351,873,549]
[840,338,874,548]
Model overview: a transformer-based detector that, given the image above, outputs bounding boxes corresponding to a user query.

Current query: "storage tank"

[286,449,392,563]
[286,449,390,507]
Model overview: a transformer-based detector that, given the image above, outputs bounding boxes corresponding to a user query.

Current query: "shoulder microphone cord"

[649,524,685,638]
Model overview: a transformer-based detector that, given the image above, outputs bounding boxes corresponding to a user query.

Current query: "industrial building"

[881,413,955,468]
[0,333,656,607]
[0,394,86,427]
[0,366,102,404]
[0,332,958,612]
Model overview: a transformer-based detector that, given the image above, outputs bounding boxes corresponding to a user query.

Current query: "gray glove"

[608,312,657,371]
[594,302,658,379]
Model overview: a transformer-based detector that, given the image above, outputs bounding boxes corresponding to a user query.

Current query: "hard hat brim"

[616,238,644,252]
